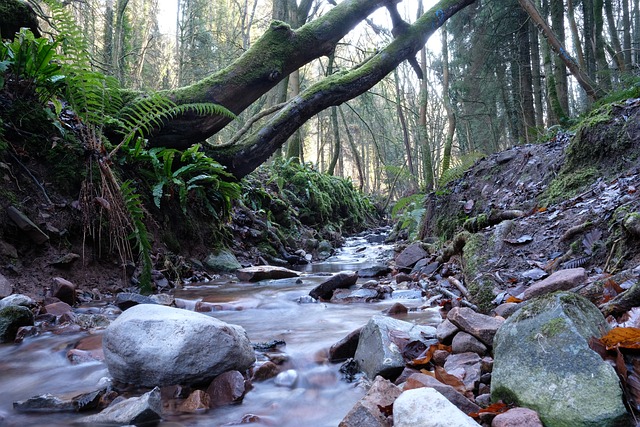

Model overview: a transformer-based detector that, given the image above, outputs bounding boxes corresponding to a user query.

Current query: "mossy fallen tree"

[138,0,476,179]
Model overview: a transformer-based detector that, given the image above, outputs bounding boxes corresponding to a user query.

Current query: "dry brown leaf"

[434,366,467,395]
[469,401,509,418]
[600,327,640,350]
[506,295,523,303]
[407,343,452,368]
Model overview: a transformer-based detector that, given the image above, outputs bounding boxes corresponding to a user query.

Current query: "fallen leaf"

[504,235,533,245]
[407,343,452,367]
[434,366,467,395]
[402,340,427,363]
[469,401,509,418]
[506,295,523,303]
[600,279,623,304]
[600,327,640,350]
[377,403,393,417]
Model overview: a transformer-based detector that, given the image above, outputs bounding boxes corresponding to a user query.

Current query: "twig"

[433,285,479,311]
[447,276,471,299]
[223,102,287,147]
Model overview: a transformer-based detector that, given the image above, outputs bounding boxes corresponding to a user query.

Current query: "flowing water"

[0,233,442,426]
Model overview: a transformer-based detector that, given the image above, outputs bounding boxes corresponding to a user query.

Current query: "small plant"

[391,194,426,240]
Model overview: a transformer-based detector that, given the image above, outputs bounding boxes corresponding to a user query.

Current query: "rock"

[492,407,544,427]
[149,293,174,306]
[73,313,111,329]
[339,376,401,427]
[394,272,413,283]
[452,331,487,355]
[252,361,280,381]
[522,267,586,300]
[274,369,298,388]
[436,318,459,344]
[43,301,72,316]
[354,315,437,380]
[359,265,391,278]
[331,287,379,303]
[103,304,255,387]
[114,292,157,310]
[412,260,440,276]
[0,293,35,309]
[49,253,80,268]
[494,302,520,318]
[447,307,504,346]
[385,302,408,315]
[329,327,362,362]
[80,387,161,425]
[206,370,247,407]
[14,388,105,413]
[365,233,386,243]
[51,277,76,305]
[0,305,34,343]
[235,265,300,282]
[309,271,358,300]
[0,273,12,298]
[521,268,548,281]
[204,250,241,272]
[443,352,482,393]
[491,292,630,427]
[404,373,480,415]
[395,243,427,269]
[6,206,49,244]
[178,389,210,413]
[390,289,423,299]
[393,387,478,427]
[0,240,18,258]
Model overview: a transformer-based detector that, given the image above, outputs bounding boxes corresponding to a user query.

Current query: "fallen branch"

[433,284,479,311]
[463,210,524,233]
[560,221,592,242]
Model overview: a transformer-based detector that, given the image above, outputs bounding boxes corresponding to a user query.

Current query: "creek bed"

[0,234,441,426]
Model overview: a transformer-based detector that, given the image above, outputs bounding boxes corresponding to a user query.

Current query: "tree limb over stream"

[141,0,476,179]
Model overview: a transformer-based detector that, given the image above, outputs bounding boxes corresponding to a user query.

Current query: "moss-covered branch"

[210,0,476,178]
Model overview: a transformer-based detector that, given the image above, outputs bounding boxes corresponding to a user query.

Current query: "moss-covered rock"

[0,305,33,343]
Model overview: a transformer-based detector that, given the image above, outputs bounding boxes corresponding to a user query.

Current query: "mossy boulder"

[491,292,631,427]
[204,250,241,272]
[0,305,33,343]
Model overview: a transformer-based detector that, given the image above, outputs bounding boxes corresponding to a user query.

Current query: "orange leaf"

[600,327,640,350]
[408,343,452,367]
[434,366,467,395]
[505,295,523,303]
[469,401,509,418]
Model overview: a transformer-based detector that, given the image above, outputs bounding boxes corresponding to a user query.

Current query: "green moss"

[540,166,597,206]
[539,317,567,338]
[468,279,495,314]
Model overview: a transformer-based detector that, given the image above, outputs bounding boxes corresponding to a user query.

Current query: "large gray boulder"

[354,315,437,380]
[491,292,631,427]
[103,304,255,387]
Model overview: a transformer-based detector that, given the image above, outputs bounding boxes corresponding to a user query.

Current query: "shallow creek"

[0,235,442,426]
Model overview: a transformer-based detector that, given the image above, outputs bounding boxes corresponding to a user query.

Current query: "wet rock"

[354,315,437,380]
[329,327,362,362]
[103,304,255,387]
[359,265,391,278]
[235,265,300,282]
[436,318,459,344]
[404,372,480,415]
[390,289,422,299]
[114,292,157,310]
[0,273,12,298]
[443,352,482,393]
[447,307,504,346]
[452,331,487,355]
[14,393,76,412]
[365,233,386,243]
[394,272,413,284]
[0,305,34,343]
[6,206,49,244]
[73,313,111,329]
[393,387,478,427]
[80,386,161,425]
[492,407,544,427]
[51,277,76,305]
[522,267,586,300]
[413,260,439,276]
[521,268,548,281]
[252,361,280,381]
[14,325,37,342]
[0,293,35,309]
[331,287,379,303]
[309,271,358,300]
[339,358,360,382]
[492,292,630,427]
[274,369,298,388]
[149,293,174,306]
[339,376,401,427]
[385,302,408,315]
[395,243,427,270]
[204,250,241,272]
[178,389,210,413]
[43,301,72,316]
[206,370,247,406]
[0,240,18,258]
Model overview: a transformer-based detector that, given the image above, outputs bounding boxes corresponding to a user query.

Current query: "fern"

[121,180,152,293]
[437,152,485,188]
[391,194,425,219]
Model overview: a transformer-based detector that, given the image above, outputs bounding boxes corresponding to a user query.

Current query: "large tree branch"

[148,0,395,148]
[212,0,476,179]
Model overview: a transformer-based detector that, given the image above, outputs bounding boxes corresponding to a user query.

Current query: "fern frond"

[437,152,485,188]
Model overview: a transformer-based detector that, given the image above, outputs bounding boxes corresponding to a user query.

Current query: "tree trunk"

[134,0,475,181]
[593,0,611,89]
[440,23,456,176]
[339,106,365,190]
[604,0,625,71]
[517,8,536,142]
[418,37,434,190]
[394,70,415,179]
[529,19,545,129]
[519,0,605,102]
[622,0,632,70]
[549,0,569,115]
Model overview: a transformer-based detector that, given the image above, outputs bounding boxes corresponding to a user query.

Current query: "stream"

[0,232,442,426]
